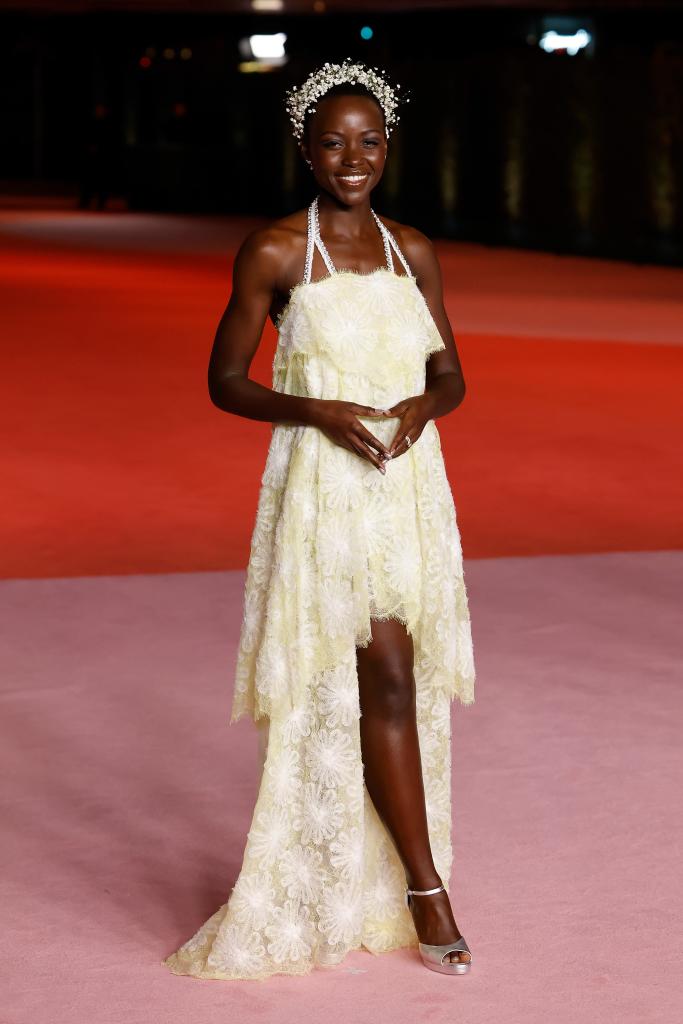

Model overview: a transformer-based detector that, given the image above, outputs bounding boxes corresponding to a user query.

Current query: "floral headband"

[284,58,408,141]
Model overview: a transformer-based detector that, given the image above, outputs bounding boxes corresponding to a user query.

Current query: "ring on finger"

[405,435,412,448]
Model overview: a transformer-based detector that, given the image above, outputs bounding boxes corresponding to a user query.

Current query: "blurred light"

[145,47,156,58]
[238,61,280,74]
[180,47,192,61]
[539,29,591,55]
[251,0,284,9]
[139,56,152,69]
[313,0,326,10]
[360,26,373,41]
[238,31,288,69]
[173,102,188,118]
[163,48,176,60]
[249,33,287,59]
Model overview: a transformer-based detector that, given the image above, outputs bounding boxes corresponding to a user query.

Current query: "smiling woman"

[163,59,475,983]
[299,79,393,224]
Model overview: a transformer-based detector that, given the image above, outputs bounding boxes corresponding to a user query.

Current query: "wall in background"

[2,7,682,263]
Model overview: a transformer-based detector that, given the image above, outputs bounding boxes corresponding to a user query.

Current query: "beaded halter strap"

[303,195,412,286]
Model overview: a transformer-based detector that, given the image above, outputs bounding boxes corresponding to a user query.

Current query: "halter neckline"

[303,194,412,286]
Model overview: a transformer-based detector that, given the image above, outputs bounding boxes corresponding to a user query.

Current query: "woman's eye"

[321,139,379,149]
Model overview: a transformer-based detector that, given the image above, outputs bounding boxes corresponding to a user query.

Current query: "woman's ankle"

[406,870,443,891]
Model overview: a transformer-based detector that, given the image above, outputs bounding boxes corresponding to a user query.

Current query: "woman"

[164,59,475,982]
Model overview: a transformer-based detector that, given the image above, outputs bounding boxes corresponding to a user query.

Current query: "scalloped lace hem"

[163,932,420,982]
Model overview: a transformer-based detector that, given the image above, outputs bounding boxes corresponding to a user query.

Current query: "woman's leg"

[356,617,470,964]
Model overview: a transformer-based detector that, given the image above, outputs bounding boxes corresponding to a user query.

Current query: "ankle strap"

[406,883,445,896]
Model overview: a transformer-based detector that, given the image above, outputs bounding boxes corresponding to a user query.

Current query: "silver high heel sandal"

[405,883,472,975]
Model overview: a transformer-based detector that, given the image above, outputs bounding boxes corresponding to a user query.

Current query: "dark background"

[2,1,682,263]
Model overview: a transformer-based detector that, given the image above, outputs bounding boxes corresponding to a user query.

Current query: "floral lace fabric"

[164,268,475,982]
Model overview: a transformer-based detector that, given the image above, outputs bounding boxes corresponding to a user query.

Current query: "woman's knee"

[356,616,416,718]
[358,656,415,718]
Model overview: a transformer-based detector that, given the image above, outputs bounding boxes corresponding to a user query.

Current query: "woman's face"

[301,94,387,205]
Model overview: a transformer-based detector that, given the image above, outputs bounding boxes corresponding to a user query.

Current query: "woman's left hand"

[380,394,436,459]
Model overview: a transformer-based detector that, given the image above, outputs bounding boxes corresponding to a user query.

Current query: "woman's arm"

[400,227,467,420]
[208,226,315,426]
[207,224,392,471]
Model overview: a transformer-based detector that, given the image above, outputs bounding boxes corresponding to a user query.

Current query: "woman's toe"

[450,951,470,964]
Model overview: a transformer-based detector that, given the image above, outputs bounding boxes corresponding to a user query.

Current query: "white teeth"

[339,175,367,182]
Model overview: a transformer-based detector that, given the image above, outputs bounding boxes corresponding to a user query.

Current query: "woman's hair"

[301,82,385,141]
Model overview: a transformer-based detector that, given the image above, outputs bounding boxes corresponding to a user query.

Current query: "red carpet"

[1,211,681,578]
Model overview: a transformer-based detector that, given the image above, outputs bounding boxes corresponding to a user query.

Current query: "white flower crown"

[284,57,408,141]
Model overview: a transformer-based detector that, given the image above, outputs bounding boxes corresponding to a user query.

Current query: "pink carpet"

[2,551,681,1023]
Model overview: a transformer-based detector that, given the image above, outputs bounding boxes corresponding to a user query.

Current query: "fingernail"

[379,464,386,474]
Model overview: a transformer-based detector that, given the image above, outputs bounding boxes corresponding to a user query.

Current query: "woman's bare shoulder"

[238,208,308,263]
[381,215,434,252]
[377,214,437,274]
[234,208,309,288]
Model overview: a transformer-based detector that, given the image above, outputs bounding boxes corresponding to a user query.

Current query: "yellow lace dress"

[164,196,475,981]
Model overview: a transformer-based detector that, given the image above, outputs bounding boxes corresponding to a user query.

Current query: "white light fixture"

[539,29,591,56]
[251,1,284,10]
[249,33,287,60]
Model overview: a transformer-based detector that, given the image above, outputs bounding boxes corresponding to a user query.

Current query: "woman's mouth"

[336,173,370,189]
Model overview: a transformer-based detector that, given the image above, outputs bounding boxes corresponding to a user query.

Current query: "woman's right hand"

[309,400,394,474]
